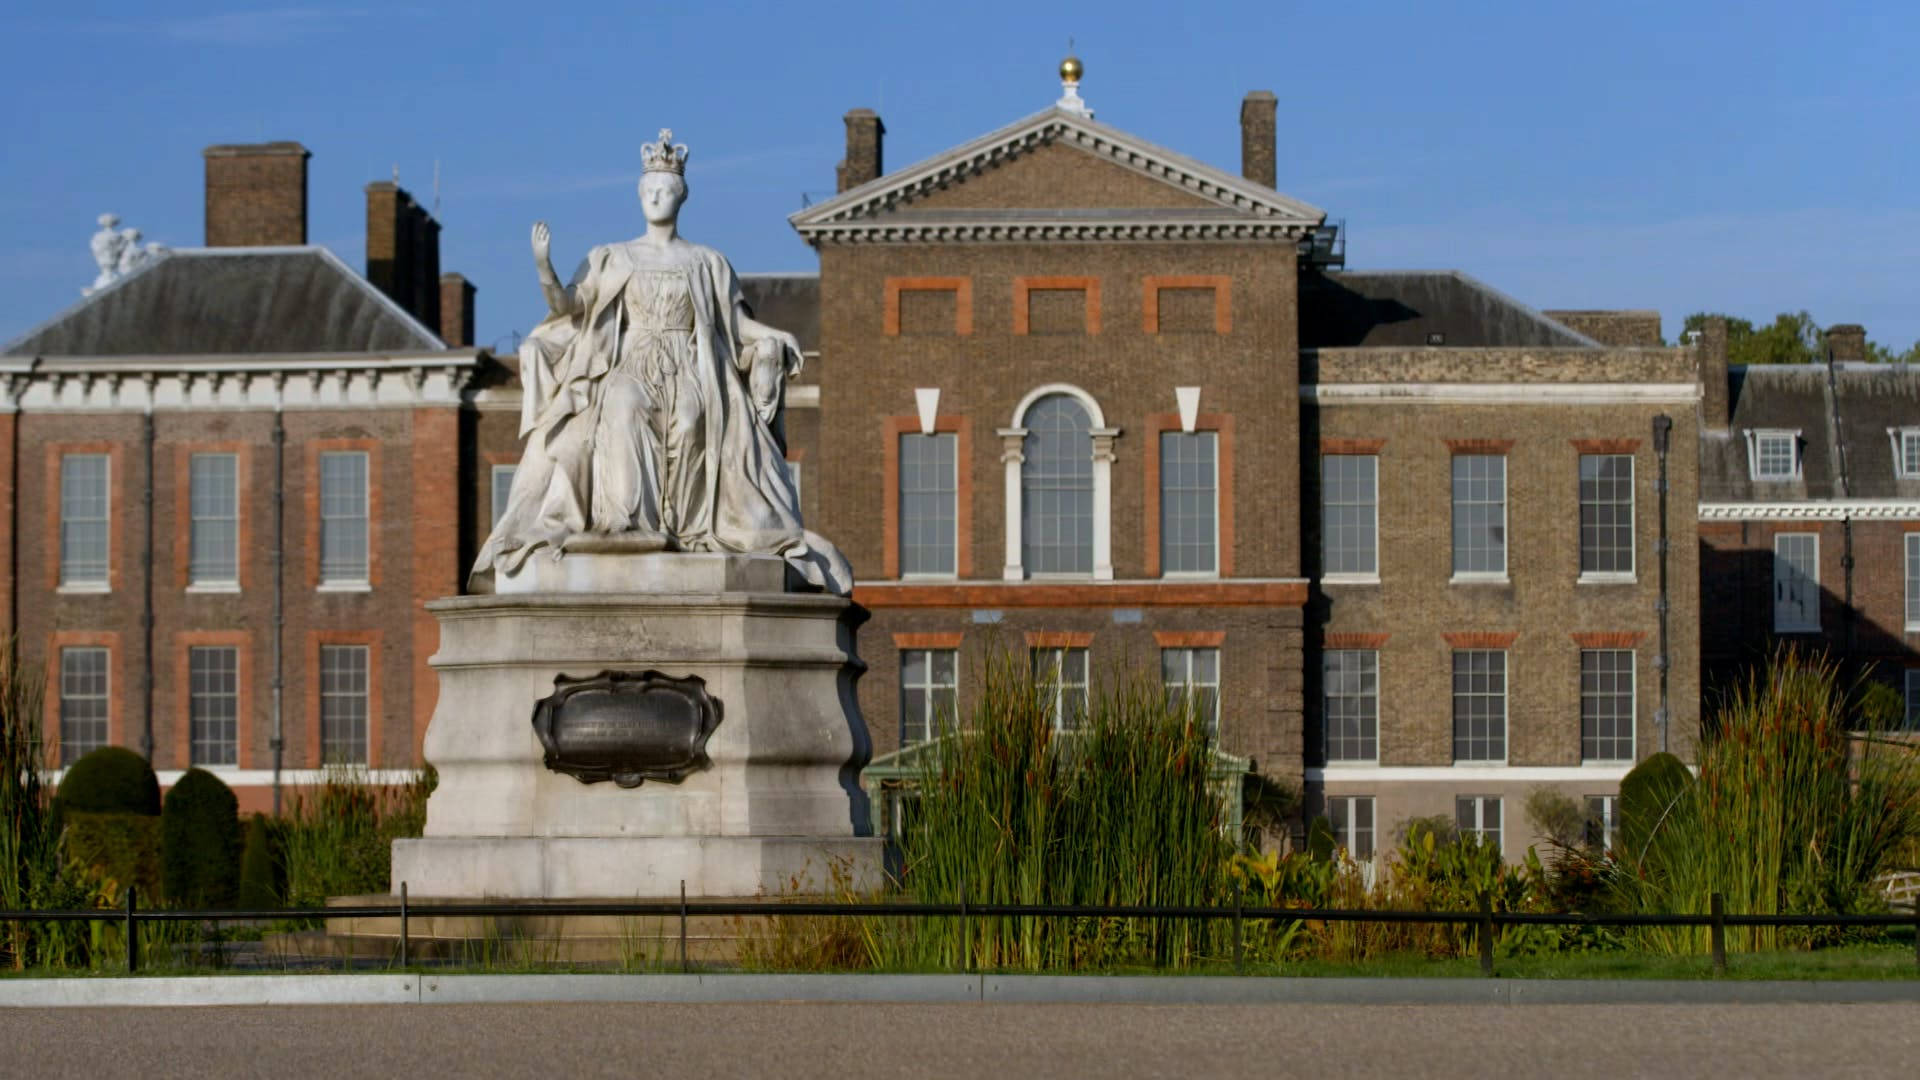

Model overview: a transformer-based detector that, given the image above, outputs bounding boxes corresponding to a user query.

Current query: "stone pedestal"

[391,553,882,899]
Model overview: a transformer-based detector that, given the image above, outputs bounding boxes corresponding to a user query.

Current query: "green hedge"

[61,811,162,902]
[161,769,241,909]
[55,747,160,822]
[237,813,282,909]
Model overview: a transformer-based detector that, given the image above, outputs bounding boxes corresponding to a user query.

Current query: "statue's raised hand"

[531,221,552,269]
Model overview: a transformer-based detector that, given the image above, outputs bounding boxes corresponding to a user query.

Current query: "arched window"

[999,385,1116,581]
[1021,395,1094,574]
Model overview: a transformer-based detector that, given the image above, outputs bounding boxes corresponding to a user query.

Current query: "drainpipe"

[1823,347,1857,659]
[140,407,155,762]
[270,401,286,814]
[1651,414,1672,755]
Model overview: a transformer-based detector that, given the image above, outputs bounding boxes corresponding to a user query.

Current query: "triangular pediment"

[790,108,1326,245]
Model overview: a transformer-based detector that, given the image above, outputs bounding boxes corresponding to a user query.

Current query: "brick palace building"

[3,64,1913,856]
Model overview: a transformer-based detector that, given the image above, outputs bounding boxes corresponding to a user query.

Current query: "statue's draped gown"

[471,239,851,594]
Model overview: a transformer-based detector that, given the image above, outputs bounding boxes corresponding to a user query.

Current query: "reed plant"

[1613,648,1920,953]
[0,633,54,967]
[282,767,434,908]
[891,645,1231,971]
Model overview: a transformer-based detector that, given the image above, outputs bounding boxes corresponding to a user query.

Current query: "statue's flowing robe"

[471,239,851,594]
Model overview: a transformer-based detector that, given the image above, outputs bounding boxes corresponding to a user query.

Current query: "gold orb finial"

[1059,54,1083,85]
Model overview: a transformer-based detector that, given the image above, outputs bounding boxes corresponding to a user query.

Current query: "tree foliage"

[1683,310,1920,364]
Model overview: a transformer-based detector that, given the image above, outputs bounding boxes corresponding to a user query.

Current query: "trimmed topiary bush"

[54,746,160,820]
[236,813,281,910]
[62,811,162,901]
[161,768,241,909]
[1616,751,1692,870]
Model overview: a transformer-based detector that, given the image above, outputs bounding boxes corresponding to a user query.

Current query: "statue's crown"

[642,128,690,175]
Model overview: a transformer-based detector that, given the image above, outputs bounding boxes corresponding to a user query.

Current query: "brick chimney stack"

[203,142,310,247]
[1697,315,1730,433]
[365,182,442,332]
[1826,323,1867,364]
[439,273,476,348]
[1240,91,1277,189]
[836,109,885,193]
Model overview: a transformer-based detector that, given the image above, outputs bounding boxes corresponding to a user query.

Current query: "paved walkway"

[3,1001,1915,1078]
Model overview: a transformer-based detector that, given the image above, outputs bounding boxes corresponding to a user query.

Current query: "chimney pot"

[202,141,310,247]
[1239,91,1277,189]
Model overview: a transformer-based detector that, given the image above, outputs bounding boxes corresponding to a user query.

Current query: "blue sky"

[3,1,1916,351]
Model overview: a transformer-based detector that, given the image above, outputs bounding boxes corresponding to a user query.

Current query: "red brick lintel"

[893,632,964,649]
[1152,630,1226,648]
[1026,631,1095,648]
[1570,631,1647,649]
[1443,631,1519,649]
[852,581,1308,609]
[1320,438,1386,455]
[1324,632,1390,649]
[1570,438,1643,454]
[1444,439,1516,455]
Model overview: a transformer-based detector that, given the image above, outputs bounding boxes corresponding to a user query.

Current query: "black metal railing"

[4,886,1916,975]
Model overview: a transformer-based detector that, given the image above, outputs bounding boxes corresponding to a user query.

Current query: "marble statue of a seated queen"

[472,129,850,596]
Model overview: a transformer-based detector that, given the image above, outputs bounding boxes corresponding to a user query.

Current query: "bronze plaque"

[530,670,722,788]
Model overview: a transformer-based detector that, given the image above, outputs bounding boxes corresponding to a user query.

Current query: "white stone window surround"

[1745,428,1803,482]
[999,383,1117,582]
[1890,427,1920,480]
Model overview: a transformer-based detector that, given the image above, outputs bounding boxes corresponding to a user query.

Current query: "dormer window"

[1891,427,1920,480]
[1746,429,1801,482]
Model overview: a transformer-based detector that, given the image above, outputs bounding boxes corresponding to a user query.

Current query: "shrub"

[54,747,160,821]
[1524,786,1589,851]
[1616,751,1692,871]
[63,811,163,902]
[236,813,281,910]
[160,769,241,909]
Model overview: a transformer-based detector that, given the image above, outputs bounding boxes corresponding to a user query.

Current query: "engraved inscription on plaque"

[530,670,722,787]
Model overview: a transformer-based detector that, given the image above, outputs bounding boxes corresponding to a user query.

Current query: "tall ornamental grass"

[1614,648,1920,953]
[281,768,433,907]
[888,647,1230,971]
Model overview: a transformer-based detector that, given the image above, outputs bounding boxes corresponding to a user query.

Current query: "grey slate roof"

[3,247,446,357]
[1300,270,1600,349]
[1699,363,1920,503]
[739,274,820,353]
